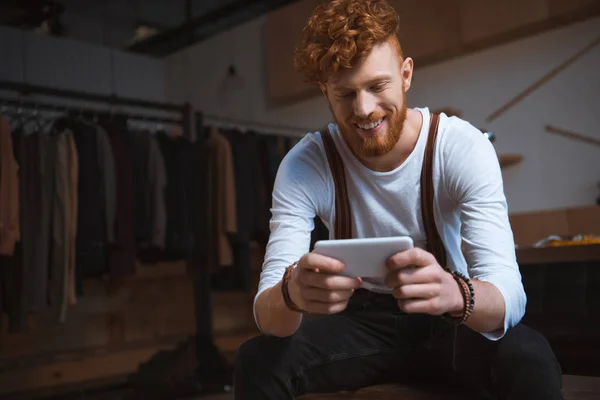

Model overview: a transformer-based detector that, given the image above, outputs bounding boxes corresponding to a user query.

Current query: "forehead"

[328,40,402,88]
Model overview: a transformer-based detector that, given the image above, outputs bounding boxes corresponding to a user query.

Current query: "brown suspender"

[419,113,448,268]
[320,113,448,267]
[321,129,353,240]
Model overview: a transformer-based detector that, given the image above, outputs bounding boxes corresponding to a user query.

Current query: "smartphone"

[313,236,414,287]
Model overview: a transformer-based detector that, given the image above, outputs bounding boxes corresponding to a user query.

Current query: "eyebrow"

[333,75,393,91]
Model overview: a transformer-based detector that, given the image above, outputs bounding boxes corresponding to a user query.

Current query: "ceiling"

[0,0,299,57]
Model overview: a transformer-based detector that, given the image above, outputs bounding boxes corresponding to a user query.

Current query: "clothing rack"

[0,95,183,125]
[0,80,183,125]
[0,81,232,394]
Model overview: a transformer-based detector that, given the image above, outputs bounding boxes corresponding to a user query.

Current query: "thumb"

[304,252,345,274]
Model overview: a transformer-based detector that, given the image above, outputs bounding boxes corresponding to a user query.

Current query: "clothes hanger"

[9,101,26,132]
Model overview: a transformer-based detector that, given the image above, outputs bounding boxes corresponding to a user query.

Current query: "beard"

[333,92,407,159]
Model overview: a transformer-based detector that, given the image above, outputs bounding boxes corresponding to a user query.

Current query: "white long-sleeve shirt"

[256,107,527,340]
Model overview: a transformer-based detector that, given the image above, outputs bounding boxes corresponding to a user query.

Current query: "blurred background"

[0,0,598,399]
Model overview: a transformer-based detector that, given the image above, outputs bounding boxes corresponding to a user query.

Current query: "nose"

[353,91,376,120]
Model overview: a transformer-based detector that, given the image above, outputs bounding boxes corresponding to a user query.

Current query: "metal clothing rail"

[0,95,182,125]
[0,80,184,112]
[204,113,316,137]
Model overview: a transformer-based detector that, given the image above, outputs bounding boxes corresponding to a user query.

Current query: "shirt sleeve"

[253,134,331,329]
[441,117,527,340]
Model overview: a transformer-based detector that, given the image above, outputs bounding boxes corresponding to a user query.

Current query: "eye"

[371,83,387,92]
[337,91,355,99]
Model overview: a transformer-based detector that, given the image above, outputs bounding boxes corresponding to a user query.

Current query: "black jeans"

[234,289,563,399]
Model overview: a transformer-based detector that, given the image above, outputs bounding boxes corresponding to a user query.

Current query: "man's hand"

[384,248,463,316]
[288,252,362,314]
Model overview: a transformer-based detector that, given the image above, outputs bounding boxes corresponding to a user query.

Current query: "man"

[234,0,563,398]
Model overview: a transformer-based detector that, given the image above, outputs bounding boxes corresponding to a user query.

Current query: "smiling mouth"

[355,117,385,133]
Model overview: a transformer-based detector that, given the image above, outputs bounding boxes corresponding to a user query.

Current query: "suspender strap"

[420,113,448,268]
[321,126,353,240]
[320,114,447,268]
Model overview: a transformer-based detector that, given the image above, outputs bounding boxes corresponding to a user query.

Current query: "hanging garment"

[94,124,116,244]
[222,130,268,244]
[18,133,46,311]
[31,131,54,312]
[147,134,167,249]
[183,139,208,260]
[206,127,237,269]
[0,241,25,332]
[156,132,193,258]
[0,115,20,256]
[0,117,25,332]
[103,122,136,278]
[124,130,167,250]
[49,129,79,322]
[124,130,151,246]
[174,136,194,254]
[63,118,107,294]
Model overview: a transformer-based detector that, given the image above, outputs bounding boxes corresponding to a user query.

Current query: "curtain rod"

[204,113,317,137]
[0,96,182,125]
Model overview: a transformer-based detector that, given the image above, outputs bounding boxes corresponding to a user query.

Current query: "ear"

[401,57,414,92]
[319,82,328,97]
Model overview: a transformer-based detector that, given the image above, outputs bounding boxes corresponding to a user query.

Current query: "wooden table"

[299,375,600,399]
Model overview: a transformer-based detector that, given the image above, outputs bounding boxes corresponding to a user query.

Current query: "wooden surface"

[299,375,600,399]
[517,244,600,265]
[498,154,523,168]
[460,0,549,43]
[0,255,259,398]
[0,331,258,400]
[509,205,600,247]
[264,0,321,106]
[391,0,461,60]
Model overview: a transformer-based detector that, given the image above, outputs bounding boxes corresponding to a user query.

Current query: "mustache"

[347,113,387,125]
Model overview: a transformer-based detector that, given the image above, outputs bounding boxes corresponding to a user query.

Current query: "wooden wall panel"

[0,262,197,361]
[548,0,600,17]
[392,0,461,60]
[265,0,321,105]
[566,205,600,236]
[460,0,549,44]
[509,204,600,246]
[509,208,570,246]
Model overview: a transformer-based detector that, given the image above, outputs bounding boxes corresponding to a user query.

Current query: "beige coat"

[206,127,237,268]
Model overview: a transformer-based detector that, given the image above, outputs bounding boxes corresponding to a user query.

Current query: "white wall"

[164,17,332,134]
[0,25,168,107]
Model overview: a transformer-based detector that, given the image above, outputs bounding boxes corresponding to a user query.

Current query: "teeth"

[358,118,383,130]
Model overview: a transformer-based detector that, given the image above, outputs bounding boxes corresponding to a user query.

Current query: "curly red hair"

[293,0,403,85]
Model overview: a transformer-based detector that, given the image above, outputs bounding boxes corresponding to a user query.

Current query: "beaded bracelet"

[442,270,475,325]
[281,262,304,313]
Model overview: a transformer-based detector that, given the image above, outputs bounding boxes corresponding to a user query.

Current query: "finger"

[384,266,416,288]
[303,287,355,303]
[386,248,436,271]
[300,252,345,274]
[299,270,362,290]
[392,283,440,300]
[388,265,439,287]
[305,300,348,315]
[397,298,443,315]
